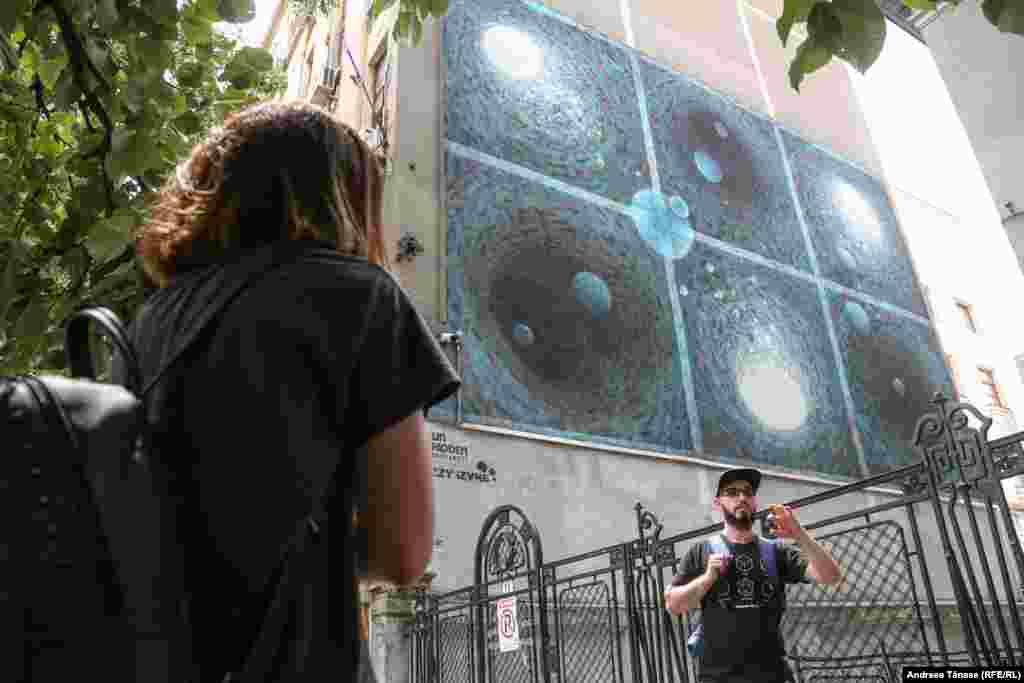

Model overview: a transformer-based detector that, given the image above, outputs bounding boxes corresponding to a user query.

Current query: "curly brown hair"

[137,100,389,287]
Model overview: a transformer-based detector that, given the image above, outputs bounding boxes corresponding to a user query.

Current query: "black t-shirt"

[127,240,460,680]
[672,536,809,678]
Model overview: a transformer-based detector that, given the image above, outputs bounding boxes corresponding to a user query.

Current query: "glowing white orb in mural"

[892,377,906,396]
[679,285,689,297]
[482,26,544,80]
[573,272,612,320]
[512,322,535,347]
[842,300,871,335]
[694,149,724,183]
[736,350,809,431]
[669,195,690,220]
[705,262,716,274]
[833,179,883,243]
[714,121,730,139]
[837,246,857,272]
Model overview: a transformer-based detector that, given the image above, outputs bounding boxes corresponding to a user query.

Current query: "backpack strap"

[706,533,729,556]
[757,537,778,579]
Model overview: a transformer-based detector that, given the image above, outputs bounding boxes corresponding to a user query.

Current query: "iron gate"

[410,396,1024,682]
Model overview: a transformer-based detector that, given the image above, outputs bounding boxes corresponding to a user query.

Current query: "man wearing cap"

[664,468,842,683]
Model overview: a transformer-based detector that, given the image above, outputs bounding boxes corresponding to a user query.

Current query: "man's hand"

[665,553,724,615]
[705,553,727,580]
[769,504,803,540]
[768,504,843,586]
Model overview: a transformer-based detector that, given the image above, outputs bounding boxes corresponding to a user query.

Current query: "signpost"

[496,596,520,653]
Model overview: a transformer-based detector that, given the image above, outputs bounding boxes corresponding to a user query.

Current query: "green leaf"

[173,111,203,135]
[371,0,398,20]
[829,0,886,74]
[373,0,401,40]
[107,127,162,180]
[778,0,816,46]
[13,298,49,341]
[0,34,18,72]
[96,0,119,32]
[903,0,937,9]
[54,68,82,109]
[217,0,256,23]
[431,0,449,18]
[38,54,68,90]
[0,248,21,322]
[789,36,832,92]
[0,0,27,34]
[145,0,180,26]
[87,209,135,263]
[983,0,1024,34]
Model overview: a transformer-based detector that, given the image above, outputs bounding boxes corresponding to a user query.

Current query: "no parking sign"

[496,596,520,653]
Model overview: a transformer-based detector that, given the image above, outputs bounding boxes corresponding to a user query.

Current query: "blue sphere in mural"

[843,300,871,335]
[669,195,690,220]
[512,322,535,347]
[573,272,612,320]
[694,149,724,184]
[628,189,696,260]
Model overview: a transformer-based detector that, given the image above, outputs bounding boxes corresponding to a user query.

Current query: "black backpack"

[5,257,330,682]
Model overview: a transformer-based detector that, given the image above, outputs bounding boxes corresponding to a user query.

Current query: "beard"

[724,506,753,531]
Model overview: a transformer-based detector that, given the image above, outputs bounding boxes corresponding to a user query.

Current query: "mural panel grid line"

[771,122,871,477]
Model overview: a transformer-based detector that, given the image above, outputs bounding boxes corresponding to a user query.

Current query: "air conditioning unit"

[310,67,342,108]
[361,127,384,149]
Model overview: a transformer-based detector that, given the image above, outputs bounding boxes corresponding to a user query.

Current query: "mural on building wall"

[440,0,954,477]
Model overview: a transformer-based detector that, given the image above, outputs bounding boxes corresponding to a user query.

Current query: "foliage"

[0,0,286,375]
[781,0,1024,91]
[288,0,335,19]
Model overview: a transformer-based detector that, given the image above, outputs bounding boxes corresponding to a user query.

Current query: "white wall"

[847,24,1024,435]
[924,2,1024,219]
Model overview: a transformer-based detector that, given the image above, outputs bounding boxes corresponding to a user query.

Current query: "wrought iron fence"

[410,396,1024,682]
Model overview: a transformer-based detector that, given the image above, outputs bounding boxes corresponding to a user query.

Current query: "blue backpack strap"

[758,537,778,579]
[707,533,729,556]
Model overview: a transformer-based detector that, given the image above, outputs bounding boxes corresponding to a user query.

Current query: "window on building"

[955,300,978,333]
[977,367,1006,409]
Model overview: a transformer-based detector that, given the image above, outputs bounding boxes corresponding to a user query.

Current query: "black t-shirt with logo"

[672,536,809,679]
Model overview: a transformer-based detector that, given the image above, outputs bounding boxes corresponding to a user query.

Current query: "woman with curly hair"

[129,100,459,681]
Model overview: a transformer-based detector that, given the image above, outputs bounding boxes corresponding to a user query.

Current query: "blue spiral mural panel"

[446,151,691,452]
[641,60,811,272]
[828,291,954,473]
[677,244,860,478]
[443,0,650,204]
[782,131,929,319]
[441,0,950,479]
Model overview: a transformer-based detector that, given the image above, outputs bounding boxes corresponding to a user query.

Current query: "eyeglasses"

[719,487,755,499]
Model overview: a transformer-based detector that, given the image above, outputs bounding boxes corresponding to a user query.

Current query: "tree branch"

[44,0,116,215]
[13,189,44,239]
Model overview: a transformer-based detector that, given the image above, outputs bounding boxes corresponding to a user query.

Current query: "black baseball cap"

[716,468,762,496]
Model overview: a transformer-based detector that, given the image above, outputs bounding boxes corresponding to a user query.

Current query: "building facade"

[261,0,1024,678]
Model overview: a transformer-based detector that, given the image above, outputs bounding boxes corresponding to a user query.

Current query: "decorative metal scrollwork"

[487,527,527,578]
[474,505,545,587]
[634,502,665,567]
[899,469,929,496]
[912,393,996,496]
